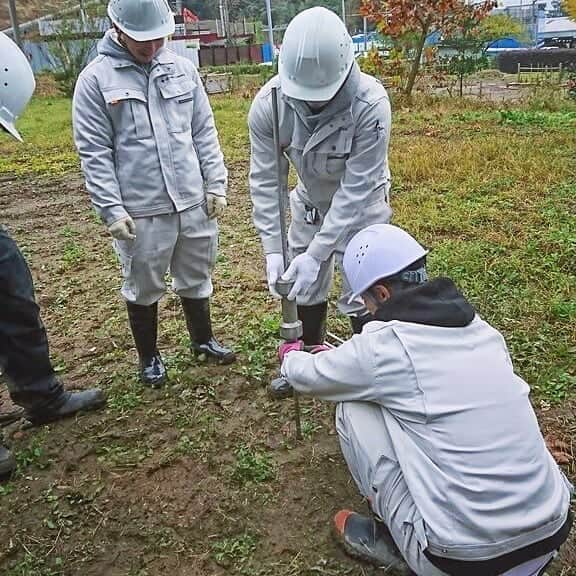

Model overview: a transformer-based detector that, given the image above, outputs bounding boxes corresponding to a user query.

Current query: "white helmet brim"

[113,18,175,42]
[1,119,23,142]
[279,59,350,102]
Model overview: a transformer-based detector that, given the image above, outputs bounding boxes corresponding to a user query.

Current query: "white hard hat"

[0,33,35,142]
[108,0,175,42]
[344,224,429,302]
[279,7,354,102]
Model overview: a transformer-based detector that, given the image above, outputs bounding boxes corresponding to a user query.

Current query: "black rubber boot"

[297,302,328,346]
[126,302,167,388]
[333,510,413,574]
[181,298,236,364]
[350,313,374,335]
[0,445,16,480]
[26,389,107,426]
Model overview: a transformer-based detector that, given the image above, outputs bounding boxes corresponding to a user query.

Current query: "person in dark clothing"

[0,32,106,479]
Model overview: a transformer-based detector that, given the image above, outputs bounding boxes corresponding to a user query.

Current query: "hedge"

[497,49,576,73]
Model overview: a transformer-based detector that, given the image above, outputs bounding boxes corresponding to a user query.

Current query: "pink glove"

[307,344,330,354]
[278,340,304,362]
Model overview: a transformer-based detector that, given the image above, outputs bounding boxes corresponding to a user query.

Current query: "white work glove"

[266,253,285,299]
[206,194,227,219]
[281,253,321,301]
[107,216,136,241]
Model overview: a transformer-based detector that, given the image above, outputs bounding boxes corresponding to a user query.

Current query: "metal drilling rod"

[326,331,346,346]
[271,87,289,270]
[271,86,303,440]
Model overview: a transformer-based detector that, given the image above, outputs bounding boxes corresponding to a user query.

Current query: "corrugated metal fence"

[23,39,264,73]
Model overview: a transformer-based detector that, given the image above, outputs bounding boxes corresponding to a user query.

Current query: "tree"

[478,13,527,43]
[443,13,527,96]
[45,3,106,97]
[562,0,576,19]
[360,0,494,98]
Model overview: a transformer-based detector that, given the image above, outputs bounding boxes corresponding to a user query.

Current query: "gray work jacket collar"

[284,63,360,154]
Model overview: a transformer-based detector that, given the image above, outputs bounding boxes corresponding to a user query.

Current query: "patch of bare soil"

[0,172,574,576]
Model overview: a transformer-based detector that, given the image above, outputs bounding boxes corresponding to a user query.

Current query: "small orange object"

[333,509,354,536]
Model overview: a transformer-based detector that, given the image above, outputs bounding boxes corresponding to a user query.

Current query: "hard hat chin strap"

[400,268,428,285]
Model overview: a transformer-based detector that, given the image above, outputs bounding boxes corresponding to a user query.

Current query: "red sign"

[182,7,199,23]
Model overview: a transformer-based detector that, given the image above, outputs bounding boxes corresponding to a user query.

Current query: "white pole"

[341,0,347,28]
[219,0,225,42]
[264,0,275,61]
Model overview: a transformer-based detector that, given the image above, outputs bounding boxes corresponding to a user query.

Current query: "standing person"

[0,32,107,479]
[249,6,392,351]
[73,0,235,388]
[277,224,573,576]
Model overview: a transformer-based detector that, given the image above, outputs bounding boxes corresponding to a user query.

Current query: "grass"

[0,80,574,575]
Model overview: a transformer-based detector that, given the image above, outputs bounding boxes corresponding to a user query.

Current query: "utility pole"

[341,0,347,28]
[264,0,275,61]
[219,0,230,45]
[8,0,23,48]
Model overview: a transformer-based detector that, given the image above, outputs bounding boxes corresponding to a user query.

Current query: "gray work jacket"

[282,314,573,561]
[73,30,227,226]
[249,64,392,262]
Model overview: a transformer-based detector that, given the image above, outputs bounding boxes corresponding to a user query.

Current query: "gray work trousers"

[336,402,556,576]
[113,205,218,306]
[288,191,391,316]
[336,401,447,576]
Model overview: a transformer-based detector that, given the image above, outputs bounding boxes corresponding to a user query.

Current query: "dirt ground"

[1,169,575,575]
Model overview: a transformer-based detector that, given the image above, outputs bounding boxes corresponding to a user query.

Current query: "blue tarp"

[487,37,523,49]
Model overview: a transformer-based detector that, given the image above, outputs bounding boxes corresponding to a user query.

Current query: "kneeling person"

[278,224,573,575]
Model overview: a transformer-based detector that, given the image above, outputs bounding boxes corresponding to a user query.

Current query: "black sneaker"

[333,510,413,574]
[26,389,106,426]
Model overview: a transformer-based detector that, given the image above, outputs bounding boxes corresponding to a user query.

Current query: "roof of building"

[541,16,576,35]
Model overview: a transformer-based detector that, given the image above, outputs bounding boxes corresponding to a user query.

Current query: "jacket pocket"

[310,132,352,179]
[103,88,152,141]
[158,75,195,133]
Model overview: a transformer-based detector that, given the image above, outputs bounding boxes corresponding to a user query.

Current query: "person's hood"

[97,29,171,67]
[373,278,475,328]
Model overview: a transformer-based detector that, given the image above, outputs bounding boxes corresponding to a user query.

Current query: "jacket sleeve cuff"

[306,240,333,263]
[101,205,130,227]
[206,185,227,197]
[262,236,283,255]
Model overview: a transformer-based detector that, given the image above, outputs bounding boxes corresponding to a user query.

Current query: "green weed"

[107,382,144,414]
[236,314,279,383]
[96,444,152,469]
[5,555,62,576]
[16,436,49,472]
[498,109,576,127]
[61,239,85,268]
[231,445,275,486]
[212,532,258,568]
